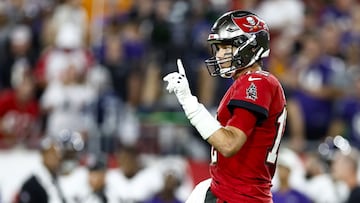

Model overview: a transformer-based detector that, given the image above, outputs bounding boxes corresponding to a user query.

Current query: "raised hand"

[163,59,221,140]
[163,59,192,105]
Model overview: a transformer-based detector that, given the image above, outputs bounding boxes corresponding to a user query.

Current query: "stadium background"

[1,0,360,202]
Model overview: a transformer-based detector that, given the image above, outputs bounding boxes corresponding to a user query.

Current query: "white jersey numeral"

[211,146,217,164]
[266,108,287,164]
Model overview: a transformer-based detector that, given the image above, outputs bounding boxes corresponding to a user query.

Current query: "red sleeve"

[227,107,257,137]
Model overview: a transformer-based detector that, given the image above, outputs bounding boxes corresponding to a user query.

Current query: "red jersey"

[210,70,287,202]
[0,90,40,148]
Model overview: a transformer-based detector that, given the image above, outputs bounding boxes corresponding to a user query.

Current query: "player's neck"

[232,63,262,80]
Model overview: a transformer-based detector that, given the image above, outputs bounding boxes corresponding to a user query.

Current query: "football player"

[163,10,287,202]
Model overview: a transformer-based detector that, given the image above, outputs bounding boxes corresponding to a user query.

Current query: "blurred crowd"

[1,0,360,202]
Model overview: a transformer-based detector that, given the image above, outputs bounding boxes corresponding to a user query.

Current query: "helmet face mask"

[205,43,235,77]
[205,10,270,78]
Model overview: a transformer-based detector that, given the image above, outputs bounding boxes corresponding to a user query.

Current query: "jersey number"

[211,146,217,164]
[266,108,287,164]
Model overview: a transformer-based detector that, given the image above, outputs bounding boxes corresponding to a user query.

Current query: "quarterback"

[163,10,287,202]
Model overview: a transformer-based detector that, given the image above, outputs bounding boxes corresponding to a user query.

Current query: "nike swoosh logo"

[248,76,262,81]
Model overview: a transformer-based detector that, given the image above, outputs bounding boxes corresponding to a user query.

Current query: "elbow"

[221,150,236,158]
[210,126,247,158]
[219,143,240,158]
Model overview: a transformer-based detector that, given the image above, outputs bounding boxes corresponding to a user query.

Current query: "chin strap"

[219,66,236,78]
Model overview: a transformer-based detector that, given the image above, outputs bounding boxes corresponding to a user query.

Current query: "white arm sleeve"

[181,96,222,140]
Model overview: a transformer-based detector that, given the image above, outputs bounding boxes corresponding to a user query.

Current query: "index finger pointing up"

[177,59,185,76]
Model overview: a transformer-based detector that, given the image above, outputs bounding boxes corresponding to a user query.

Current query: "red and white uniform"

[210,71,286,202]
[210,70,287,202]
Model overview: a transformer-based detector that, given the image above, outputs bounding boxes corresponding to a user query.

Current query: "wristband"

[186,103,222,140]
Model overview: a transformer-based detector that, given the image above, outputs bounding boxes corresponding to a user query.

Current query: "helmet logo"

[232,15,268,33]
[246,17,256,26]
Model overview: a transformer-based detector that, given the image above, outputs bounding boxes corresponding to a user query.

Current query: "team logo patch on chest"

[246,82,258,101]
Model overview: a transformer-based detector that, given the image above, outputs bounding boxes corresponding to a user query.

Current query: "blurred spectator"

[61,154,108,203]
[320,22,344,59]
[106,145,163,202]
[39,53,95,140]
[14,137,65,203]
[272,148,311,203]
[340,3,360,55]
[86,64,139,155]
[143,170,182,203]
[287,33,345,152]
[97,20,144,108]
[0,25,38,90]
[144,156,193,203]
[267,34,296,95]
[44,0,88,47]
[120,21,145,107]
[320,0,354,31]
[95,30,143,148]
[148,0,172,60]
[0,66,41,149]
[271,147,307,193]
[255,0,305,39]
[34,22,94,89]
[328,71,360,149]
[187,2,223,108]
[339,4,360,87]
[299,2,321,35]
[318,22,350,90]
[86,65,122,154]
[139,0,178,110]
[87,157,108,203]
[302,151,348,203]
[96,26,127,102]
[331,148,360,203]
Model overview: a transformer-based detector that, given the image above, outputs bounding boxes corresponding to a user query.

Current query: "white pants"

[186,178,212,203]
